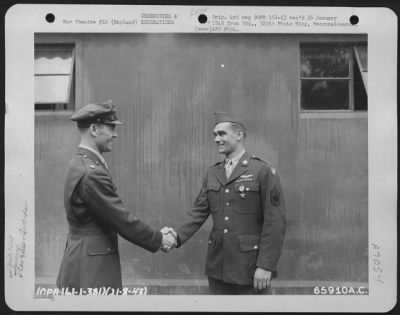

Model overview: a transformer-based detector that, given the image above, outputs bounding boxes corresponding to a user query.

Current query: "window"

[34,44,75,111]
[300,43,367,112]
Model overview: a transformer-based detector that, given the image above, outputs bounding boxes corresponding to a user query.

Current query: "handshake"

[160,227,178,252]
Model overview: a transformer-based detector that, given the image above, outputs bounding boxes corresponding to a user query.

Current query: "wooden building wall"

[35,33,368,287]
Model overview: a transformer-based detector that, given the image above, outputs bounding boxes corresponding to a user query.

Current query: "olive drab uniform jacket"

[177,152,286,285]
[57,147,162,290]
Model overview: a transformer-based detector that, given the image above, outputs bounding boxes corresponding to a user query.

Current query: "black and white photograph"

[4,4,397,312]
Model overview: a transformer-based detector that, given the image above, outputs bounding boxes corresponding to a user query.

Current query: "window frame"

[34,39,78,114]
[299,41,367,117]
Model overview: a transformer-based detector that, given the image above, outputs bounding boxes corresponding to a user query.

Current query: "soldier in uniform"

[164,112,286,294]
[57,100,175,292]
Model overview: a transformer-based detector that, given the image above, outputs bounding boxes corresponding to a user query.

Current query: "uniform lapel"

[215,161,227,186]
[226,152,251,185]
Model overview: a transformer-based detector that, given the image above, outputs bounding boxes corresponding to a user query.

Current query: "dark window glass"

[354,57,368,111]
[301,45,350,78]
[300,42,367,112]
[301,80,349,110]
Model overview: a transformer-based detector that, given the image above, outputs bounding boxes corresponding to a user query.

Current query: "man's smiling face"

[213,122,241,158]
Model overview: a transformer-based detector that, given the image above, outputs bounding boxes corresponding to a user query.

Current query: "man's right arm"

[80,168,163,252]
[174,174,211,247]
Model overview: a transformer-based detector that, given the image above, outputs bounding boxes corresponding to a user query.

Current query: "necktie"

[225,159,234,179]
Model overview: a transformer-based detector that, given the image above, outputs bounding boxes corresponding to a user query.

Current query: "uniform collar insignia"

[77,146,109,171]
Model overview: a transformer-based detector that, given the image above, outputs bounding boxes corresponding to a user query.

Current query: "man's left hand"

[253,267,272,290]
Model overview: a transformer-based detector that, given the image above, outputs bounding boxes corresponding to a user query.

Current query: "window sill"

[300,111,368,119]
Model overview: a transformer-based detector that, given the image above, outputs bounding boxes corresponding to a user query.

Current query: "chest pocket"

[233,182,261,213]
[206,183,221,212]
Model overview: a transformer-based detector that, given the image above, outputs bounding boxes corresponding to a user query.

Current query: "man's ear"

[89,123,98,137]
[237,129,244,141]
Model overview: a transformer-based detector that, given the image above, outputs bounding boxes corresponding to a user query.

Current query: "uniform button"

[106,248,111,251]
[224,216,229,221]
[225,189,229,193]
[254,245,258,249]
[224,229,228,233]
[226,202,230,206]
[208,240,212,244]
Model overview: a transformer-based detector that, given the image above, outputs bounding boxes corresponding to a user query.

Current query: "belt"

[68,225,113,236]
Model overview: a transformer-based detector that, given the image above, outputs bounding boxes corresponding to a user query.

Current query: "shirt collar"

[226,149,246,167]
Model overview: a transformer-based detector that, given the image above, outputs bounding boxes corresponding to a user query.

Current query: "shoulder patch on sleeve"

[270,185,281,206]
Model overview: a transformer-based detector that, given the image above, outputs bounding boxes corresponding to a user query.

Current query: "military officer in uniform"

[57,100,175,292]
[164,112,286,294]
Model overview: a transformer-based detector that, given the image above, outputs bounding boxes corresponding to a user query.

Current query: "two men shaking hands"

[58,101,286,295]
[160,227,178,252]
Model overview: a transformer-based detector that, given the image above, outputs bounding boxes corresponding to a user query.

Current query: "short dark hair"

[77,121,92,129]
[230,122,247,138]
[78,125,90,133]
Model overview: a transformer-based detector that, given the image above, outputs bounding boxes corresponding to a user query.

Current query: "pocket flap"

[206,184,221,192]
[234,182,259,192]
[87,234,117,256]
[239,235,260,252]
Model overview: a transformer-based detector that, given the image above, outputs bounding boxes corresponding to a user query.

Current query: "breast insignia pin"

[239,185,246,198]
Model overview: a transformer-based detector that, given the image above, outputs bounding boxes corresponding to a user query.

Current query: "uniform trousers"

[208,277,272,295]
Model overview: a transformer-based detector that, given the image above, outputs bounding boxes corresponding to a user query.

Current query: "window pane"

[34,45,75,110]
[301,79,349,110]
[301,45,350,77]
[35,75,71,103]
[354,56,368,111]
[354,44,368,94]
[35,48,73,75]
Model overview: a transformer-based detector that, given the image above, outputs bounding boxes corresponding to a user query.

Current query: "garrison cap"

[214,111,245,129]
[71,100,123,127]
